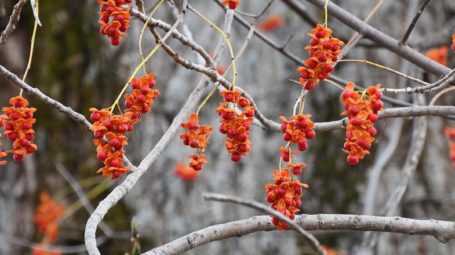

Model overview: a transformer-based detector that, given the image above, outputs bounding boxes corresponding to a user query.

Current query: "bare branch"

[400,0,432,44]
[143,214,455,254]
[0,64,91,128]
[0,0,27,45]
[203,193,326,255]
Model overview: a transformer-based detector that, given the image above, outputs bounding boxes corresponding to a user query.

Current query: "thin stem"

[20,0,39,96]
[109,14,183,113]
[324,0,329,27]
[400,0,432,44]
[338,59,430,87]
[138,0,164,74]
[196,84,220,114]
[429,86,455,106]
[189,6,237,90]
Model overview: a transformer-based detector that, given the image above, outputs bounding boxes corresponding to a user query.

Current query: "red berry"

[13,153,23,161]
[109,138,122,150]
[347,155,360,165]
[348,105,359,116]
[292,167,302,175]
[351,117,361,126]
[368,113,378,122]
[90,112,101,122]
[231,152,241,162]
[305,130,315,139]
[283,133,292,141]
[97,151,107,161]
[281,152,290,162]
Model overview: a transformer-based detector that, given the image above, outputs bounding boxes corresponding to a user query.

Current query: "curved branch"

[203,193,326,255]
[143,214,455,254]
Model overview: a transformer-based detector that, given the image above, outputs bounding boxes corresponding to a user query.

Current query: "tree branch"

[400,0,432,44]
[203,193,326,255]
[0,0,27,45]
[143,214,455,254]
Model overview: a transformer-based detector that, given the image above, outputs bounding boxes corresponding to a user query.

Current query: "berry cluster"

[180,113,212,171]
[216,90,255,162]
[452,33,455,52]
[124,73,160,123]
[297,24,344,90]
[90,74,159,179]
[98,0,132,46]
[90,109,131,179]
[174,162,200,181]
[32,243,61,255]
[265,169,308,230]
[0,96,37,163]
[425,45,448,66]
[445,127,455,169]
[279,114,315,175]
[33,192,65,245]
[223,0,240,10]
[257,16,285,33]
[341,82,383,165]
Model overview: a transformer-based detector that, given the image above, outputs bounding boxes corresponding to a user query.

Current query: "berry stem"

[20,0,39,96]
[138,0,164,74]
[60,179,112,222]
[109,14,182,113]
[324,0,330,27]
[196,83,220,114]
[190,7,238,90]
[337,59,429,87]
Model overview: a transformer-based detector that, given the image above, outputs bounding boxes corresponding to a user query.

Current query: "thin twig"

[400,0,432,44]
[0,0,27,45]
[203,193,326,255]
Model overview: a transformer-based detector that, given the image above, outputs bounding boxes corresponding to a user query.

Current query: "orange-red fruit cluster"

[445,127,455,169]
[341,82,383,165]
[174,162,200,181]
[265,169,308,230]
[90,109,131,179]
[180,113,212,171]
[223,0,240,10]
[34,192,66,244]
[297,24,344,90]
[216,90,255,162]
[257,16,285,32]
[98,0,132,46]
[452,33,455,52]
[32,243,62,255]
[124,73,160,123]
[90,74,159,179]
[425,46,448,66]
[279,114,314,174]
[0,96,37,163]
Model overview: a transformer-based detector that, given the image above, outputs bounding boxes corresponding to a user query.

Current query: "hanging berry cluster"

[0,96,37,164]
[32,192,66,255]
[174,162,200,181]
[445,127,455,169]
[297,24,344,90]
[279,114,315,174]
[98,0,132,46]
[341,82,383,165]
[180,113,213,171]
[452,33,455,52]
[216,90,255,162]
[223,0,240,10]
[265,169,308,230]
[90,74,159,179]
